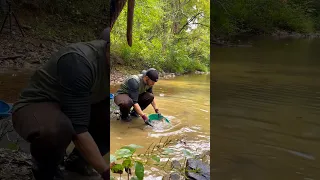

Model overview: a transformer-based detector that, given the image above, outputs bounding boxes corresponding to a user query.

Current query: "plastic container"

[148,113,170,123]
[0,100,12,117]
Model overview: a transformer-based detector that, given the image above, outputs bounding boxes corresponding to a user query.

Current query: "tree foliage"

[211,0,320,39]
[111,0,210,73]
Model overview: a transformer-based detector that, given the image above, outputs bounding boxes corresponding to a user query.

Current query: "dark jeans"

[12,99,110,177]
[114,92,154,118]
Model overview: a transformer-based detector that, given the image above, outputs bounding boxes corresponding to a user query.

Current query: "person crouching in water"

[114,68,161,126]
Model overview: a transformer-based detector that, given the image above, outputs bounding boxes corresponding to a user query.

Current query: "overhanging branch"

[177,12,202,34]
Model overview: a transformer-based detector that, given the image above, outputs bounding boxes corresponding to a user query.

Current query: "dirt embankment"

[0,34,131,85]
[0,34,183,86]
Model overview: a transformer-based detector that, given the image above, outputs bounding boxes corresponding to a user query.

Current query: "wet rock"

[203,150,210,156]
[195,71,207,75]
[169,172,181,180]
[171,160,181,169]
[185,158,210,180]
[162,174,170,180]
[0,148,104,180]
[0,148,33,180]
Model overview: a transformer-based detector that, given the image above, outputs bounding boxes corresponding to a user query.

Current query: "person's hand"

[101,168,110,180]
[155,108,161,117]
[141,114,153,127]
[101,162,115,180]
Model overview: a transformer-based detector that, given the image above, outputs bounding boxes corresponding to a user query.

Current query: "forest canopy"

[111,0,210,73]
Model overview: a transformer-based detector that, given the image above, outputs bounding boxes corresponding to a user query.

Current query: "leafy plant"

[110,137,208,180]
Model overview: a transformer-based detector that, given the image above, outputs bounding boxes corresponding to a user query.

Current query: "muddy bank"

[0,148,105,180]
[212,31,320,47]
[0,34,186,86]
[0,34,67,71]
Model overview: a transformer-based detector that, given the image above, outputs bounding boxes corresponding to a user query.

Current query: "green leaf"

[122,159,132,168]
[163,148,174,154]
[130,177,139,180]
[111,164,124,174]
[182,149,193,157]
[121,144,144,154]
[128,144,144,149]
[134,161,144,180]
[151,155,160,163]
[121,146,136,153]
[110,154,116,163]
[115,149,133,158]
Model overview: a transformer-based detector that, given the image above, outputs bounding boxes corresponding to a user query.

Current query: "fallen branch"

[0,55,23,60]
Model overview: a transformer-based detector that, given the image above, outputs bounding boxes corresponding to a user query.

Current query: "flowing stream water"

[211,37,320,180]
[0,71,210,179]
[110,74,210,179]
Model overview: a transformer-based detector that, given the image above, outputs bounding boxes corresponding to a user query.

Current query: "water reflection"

[211,37,320,180]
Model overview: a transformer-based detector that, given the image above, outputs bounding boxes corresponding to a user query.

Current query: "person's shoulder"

[68,40,107,49]
[127,75,140,82]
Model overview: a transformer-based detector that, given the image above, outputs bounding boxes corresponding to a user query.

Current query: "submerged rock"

[171,160,181,170]
[185,158,210,180]
[0,148,33,180]
[169,172,181,180]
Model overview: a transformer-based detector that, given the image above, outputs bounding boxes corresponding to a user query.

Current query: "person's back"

[116,74,152,96]
[11,38,111,180]
[13,40,109,112]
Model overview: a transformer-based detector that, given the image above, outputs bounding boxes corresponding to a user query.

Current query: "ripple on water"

[149,127,198,138]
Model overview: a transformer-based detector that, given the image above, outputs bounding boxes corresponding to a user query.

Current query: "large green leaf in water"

[110,154,116,163]
[115,148,133,158]
[134,161,144,180]
[151,155,160,163]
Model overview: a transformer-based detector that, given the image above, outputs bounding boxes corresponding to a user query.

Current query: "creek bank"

[0,148,104,180]
[0,34,67,72]
[212,31,320,47]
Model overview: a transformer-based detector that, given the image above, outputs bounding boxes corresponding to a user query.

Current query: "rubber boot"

[120,112,132,121]
[130,109,139,117]
[64,149,99,176]
[31,157,64,180]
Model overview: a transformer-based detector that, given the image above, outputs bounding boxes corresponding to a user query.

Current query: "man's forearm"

[133,103,145,116]
[151,99,157,110]
[73,132,109,174]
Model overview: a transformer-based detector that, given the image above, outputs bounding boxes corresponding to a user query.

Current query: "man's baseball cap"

[146,69,159,82]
